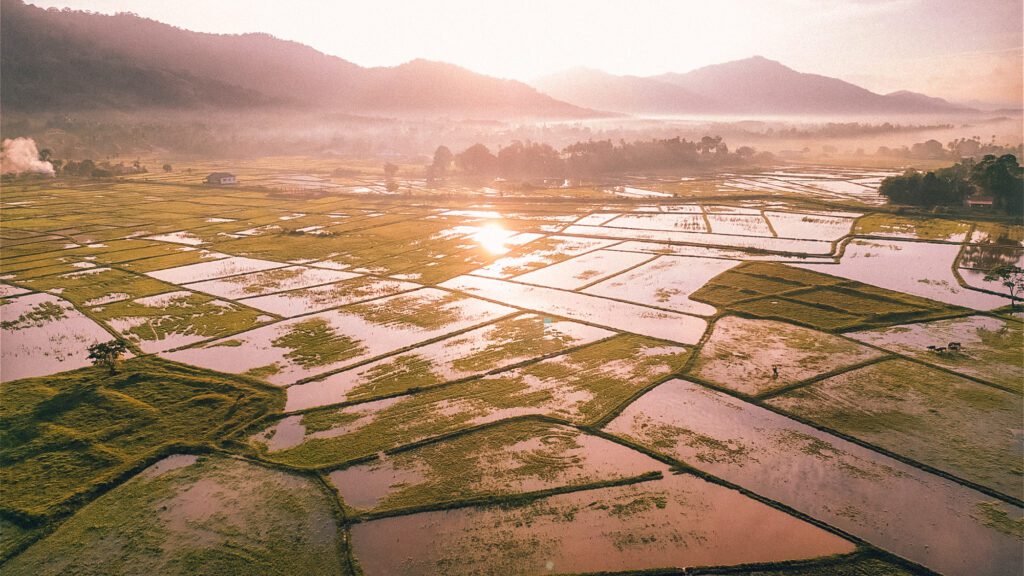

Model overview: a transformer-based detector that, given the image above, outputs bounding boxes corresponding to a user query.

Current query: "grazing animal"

[948,342,961,351]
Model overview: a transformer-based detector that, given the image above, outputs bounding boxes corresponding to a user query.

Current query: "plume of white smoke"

[1,138,55,176]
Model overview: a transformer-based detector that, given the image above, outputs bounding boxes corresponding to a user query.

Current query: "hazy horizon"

[27,0,1024,108]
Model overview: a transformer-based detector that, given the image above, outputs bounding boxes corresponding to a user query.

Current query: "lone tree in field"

[432,145,453,175]
[87,340,128,375]
[383,162,399,192]
[984,264,1024,309]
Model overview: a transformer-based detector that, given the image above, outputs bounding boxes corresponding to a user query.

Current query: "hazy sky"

[32,0,1024,106]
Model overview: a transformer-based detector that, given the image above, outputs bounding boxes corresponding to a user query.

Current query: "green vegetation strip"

[691,262,966,332]
[0,358,283,561]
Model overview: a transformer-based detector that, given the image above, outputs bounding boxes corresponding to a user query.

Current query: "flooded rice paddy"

[4,455,344,575]
[606,379,1023,576]
[285,314,612,411]
[796,239,1009,309]
[2,170,1021,575]
[329,420,662,512]
[162,288,516,385]
[848,315,1023,391]
[1,292,117,381]
[689,316,884,396]
[768,359,1023,498]
[441,274,707,343]
[349,472,854,575]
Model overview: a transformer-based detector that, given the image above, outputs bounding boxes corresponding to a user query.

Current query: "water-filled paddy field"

[1,168,1021,575]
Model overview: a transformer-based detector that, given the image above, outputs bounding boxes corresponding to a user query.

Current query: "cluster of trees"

[876,137,1022,161]
[879,154,1023,212]
[38,147,150,177]
[428,136,768,180]
[56,156,148,177]
[877,166,974,206]
[971,154,1024,212]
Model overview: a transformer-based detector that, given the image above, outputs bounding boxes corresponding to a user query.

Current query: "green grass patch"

[731,298,862,331]
[0,357,283,520]
[854,214,971,241]
[272,318,367,369]
[91,292,267,351]
[345,290,469,330]
[20,268,176,307]
[694,262,962,331]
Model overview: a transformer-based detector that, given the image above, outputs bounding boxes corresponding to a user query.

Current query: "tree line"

[426,137,770,181]
[36,148,152,177]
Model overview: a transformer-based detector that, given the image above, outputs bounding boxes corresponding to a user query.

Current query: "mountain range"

[1,0,974,118]
[532,58,971,115]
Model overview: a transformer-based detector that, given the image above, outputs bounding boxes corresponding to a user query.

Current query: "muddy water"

[605,213,708,232]
[605,379,1023,576]
[140,454,199,478]
[764,211,855,241]
[143,231,206,246]
[349,473,854,575]
[691,316,883,396]
[331,459,430,510]
[706,213,774,236]
[959,267,1017,299]
[959,243,1024,270]
[473,236,618,279]
[606,241,835,263]
[0,283,31,297]
[573,213,620,226]
[768,359,1023,499]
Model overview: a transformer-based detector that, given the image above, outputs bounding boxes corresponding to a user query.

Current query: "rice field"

[1,166,1021,575]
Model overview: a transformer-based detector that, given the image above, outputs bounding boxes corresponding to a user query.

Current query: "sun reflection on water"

[474,222,511,254]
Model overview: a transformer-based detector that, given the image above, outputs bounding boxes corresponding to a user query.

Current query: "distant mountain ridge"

[2,1,974,118]
[535,56,973,115]
[0,0,598,118]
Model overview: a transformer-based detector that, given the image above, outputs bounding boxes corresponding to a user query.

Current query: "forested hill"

[0,0,599,119]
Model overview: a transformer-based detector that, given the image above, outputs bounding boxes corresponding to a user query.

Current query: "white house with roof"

[205,172,237,185]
